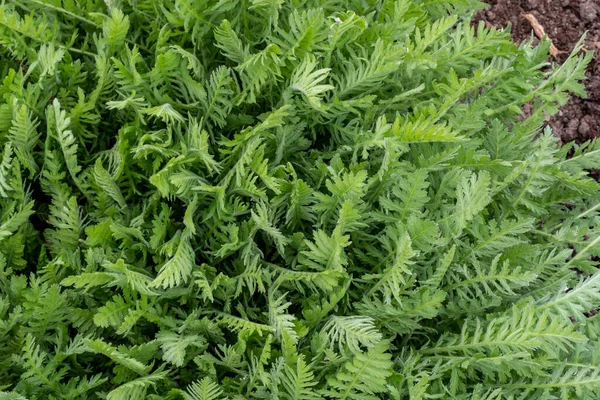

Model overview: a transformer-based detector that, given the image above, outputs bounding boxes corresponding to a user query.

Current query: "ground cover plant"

[1,0,600,398]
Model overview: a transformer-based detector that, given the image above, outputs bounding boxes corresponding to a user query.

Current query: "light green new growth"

[0,0,599,399]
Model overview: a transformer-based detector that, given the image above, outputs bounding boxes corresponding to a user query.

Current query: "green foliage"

[0,0,599,399]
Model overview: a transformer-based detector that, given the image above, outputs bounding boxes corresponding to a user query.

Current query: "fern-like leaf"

[282,355,319,400]
[50,99,85,193]
[203,66,234,130]
[8,104,39,175]
[156,331,205,367]
[321,316,382,353]
[84,339,151,375]
[323,340,393,399]
[106,370,168,400]
[288,55,333,110]
[185,377,223,400]
[150,230,195,289]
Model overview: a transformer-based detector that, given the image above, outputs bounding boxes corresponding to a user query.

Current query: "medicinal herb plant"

[1,0,600,399]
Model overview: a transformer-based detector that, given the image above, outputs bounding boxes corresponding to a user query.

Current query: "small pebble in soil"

[580,1,598,23]
[566,119,580,141]
[588,80,600,101]
[579,116,591,137]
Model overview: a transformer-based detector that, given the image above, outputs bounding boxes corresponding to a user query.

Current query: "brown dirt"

[475,0,600,143]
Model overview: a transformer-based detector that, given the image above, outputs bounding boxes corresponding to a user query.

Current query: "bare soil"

[475,0,600,143]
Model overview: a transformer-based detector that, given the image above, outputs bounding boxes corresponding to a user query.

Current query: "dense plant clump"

[1,0,600,398]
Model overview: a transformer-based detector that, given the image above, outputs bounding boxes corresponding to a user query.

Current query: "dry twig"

[522,13,561,57]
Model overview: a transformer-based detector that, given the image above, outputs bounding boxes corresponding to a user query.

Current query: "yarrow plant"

[0,0,600,398]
